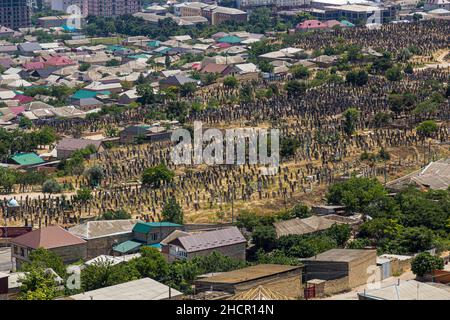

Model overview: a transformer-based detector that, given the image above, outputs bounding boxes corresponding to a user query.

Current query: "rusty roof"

[11,226,86,249]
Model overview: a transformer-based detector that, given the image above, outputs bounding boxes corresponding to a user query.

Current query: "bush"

[42,179,62,194]
[411,252,444,277]
[142,163,174,188]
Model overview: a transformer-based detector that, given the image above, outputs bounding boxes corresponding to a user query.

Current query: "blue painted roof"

[71,90,110,100]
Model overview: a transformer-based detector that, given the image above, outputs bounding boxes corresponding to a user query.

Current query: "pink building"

[88,0,142,17]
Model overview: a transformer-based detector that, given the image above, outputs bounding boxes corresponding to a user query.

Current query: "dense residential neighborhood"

[0,0,448,306]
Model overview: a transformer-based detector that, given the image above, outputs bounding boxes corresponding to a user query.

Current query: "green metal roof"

[107,45,125,52]
[71,90,111,100]
[217,35,241,44]
[10,153,44,166]
[340,20,355,27]
[128,54,150,59]
[133,222,182,234]
[147,40,160,47]
[113,240,143,254]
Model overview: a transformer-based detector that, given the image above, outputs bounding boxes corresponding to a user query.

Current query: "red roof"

[11,226,86,249]
[216,42,232,49]
[9,106,25,115]
[44,56,75,67]
[13,94,33,104]
[201,63,230,74]
[296,20,328,30]
[24,61,45,70]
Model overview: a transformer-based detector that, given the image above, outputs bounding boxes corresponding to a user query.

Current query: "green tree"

[42,179,62,195]
[161,197,183,224]
[252,225,277,251]
[290,65,310,79]
[74,188,93,203]
[129,247,169,280]
[223,76,238,88]
[342,108,360,136]
[22,248,66,278]
[385,66,403,81]
[85,165,104,187]
[142,163,175,188]
[285,80,307,97]
[101,209,131,220]
[19,117,33,129]
[326,224,351,247]
[416,120,438,138]
[17,267,59,300]
[411,252,444,277]
[327,177,394,215]
[79,63,91,72]
[346,69,368,86]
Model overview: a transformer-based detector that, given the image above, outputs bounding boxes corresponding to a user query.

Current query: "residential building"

[303,249,377,294]
[0,0,31,30]
[274,215,346,238]
[166,226,246,262]
[424,0,450,10]
[88,0,142,17]
[178,2,248,25]
[51,0,89,16]
[68,278,183,300]
[132,222,183,246]
[194,264,303,299]
[358,280,450,300]
[69,219,138,259]
[10,226,87,271]
[55,137,105,159]
[0,26,14,37]
[236,0,309,10]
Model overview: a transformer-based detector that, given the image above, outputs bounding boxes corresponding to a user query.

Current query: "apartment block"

[0,0,31,30]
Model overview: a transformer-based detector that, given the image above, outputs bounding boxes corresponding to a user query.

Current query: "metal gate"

[304,285,316,299]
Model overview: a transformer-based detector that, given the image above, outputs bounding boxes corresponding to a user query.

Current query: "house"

[302,249,377,294]
[194,264,303,299]
[234,63,259,75]
[312,55,339,68]
[10,153,44,167]
[166,226,246,262]
[112,221,183,255]
[17,43,42,56]
[159,74,198,90]
[68,278,183,300]
[118,89,139,105]
[200,63,235,76]
[296,20,329,32]
[84,81,123,93]
[273,215,345,238]
[386,158,450,191]
[0,26,14,37]
[10,226,87,271]
[358,280,450,300]
[133,222,183,246]
[119,125,172,144]
[55,138,105,159]
[69,219,138,259]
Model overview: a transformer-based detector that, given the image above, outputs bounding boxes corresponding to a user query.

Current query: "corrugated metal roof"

[173,227,245,253]
[133,222,182,234]
[69,219,138,240]
[274,215,341,237]
[10,153,45,166]
[113,240,143,254]
[360,280,450,300]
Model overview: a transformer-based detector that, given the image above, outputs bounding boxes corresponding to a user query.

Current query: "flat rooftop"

[304,249,376,263]
[69,278,182,300]
[195,264,302,284]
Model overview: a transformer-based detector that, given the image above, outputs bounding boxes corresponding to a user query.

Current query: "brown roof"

[170,227,246,253]
[11,226,86,249]
[196,264,301,284]
[56,138,103,152]
[201,63,230,74]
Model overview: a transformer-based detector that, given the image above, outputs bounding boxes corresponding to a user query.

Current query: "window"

[20,248,24,257]
[150,233,158,241]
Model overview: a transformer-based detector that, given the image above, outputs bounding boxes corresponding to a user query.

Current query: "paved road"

[0,247,11,272]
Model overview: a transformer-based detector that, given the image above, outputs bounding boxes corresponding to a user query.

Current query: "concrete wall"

[348,251,377,288]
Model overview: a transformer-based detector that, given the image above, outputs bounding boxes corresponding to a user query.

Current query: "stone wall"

[348,251,377,288]
[187,242,246,261]
[51,243,87,264]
